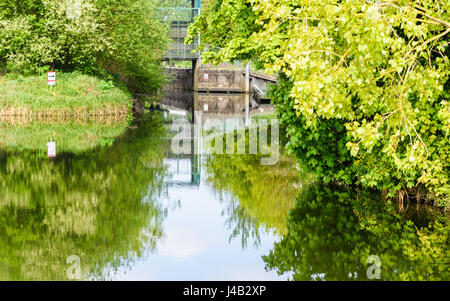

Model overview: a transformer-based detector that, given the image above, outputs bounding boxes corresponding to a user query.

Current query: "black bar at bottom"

[0,281,446,299]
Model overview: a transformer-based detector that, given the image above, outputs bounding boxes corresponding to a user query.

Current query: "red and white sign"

[47,71,56,86]
[203,73,209,80]
[47,141,56,158]
[203,103,209,112]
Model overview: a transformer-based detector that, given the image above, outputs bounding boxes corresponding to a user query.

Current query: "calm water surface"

[0,111,297,281]
[0,106,447,281]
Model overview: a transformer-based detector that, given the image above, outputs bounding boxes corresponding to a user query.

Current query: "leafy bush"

[0,0,169,94]
[187,0,450,207]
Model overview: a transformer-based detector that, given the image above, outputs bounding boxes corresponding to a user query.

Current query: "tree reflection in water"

[0,115,170,280]
[263,184,449,281]
[205,133,448,281]
[205,150,308,248]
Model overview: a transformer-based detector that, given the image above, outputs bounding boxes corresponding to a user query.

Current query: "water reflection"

[0,115,169,280]
[263,184,450,281]
[0,107,293,280]
[0,115,131,154]
[205,152,305,247]
[0,93,447,280]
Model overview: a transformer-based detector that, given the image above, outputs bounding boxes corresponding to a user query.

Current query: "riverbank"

[0,72,132,117]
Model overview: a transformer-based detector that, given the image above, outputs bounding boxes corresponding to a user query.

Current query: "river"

[0,92,448,281]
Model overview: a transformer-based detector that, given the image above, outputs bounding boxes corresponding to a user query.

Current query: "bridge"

[157,0,201,61]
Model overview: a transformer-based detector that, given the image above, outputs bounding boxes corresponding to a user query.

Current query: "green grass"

[0,72,133,116]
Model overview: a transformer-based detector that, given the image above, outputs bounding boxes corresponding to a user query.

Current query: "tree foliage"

[187,0,450,207]
[0,0,169,94]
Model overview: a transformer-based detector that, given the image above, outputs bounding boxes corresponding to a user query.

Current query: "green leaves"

[189,0,450,205]
[0,0,168,94]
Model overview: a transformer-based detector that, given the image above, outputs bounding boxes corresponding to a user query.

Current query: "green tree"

[0,0,169,94]
[95,0,170,94]
[187,0,450,207]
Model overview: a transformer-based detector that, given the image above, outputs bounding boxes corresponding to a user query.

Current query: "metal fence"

[165,42,200,60]
[158,7,201,60]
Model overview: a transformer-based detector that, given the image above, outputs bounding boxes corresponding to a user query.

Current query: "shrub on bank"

[0,0,169,95]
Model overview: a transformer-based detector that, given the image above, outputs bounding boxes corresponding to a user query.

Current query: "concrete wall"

[164,65,276,94]
[163,67,248,115]
[160,92,194,111]
[196,69,244,92]
[163,68,193,93]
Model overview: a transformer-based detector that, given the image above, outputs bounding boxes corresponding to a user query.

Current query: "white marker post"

[47,140,56,158]
[47,71,56,89]
[245,62,250,127]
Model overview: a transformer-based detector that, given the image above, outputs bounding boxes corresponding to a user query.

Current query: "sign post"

[47,71,56,88]
[47,140,56,158]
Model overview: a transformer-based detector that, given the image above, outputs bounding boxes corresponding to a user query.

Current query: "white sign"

[47,71,56,86]
[47,141,56,158]
[203,73,209,80]
[203,104,209,112]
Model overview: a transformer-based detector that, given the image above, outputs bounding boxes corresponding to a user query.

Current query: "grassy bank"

[0,72,133,117]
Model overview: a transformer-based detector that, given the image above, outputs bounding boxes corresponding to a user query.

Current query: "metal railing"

[157,7,201,60]
[165,42,200,60]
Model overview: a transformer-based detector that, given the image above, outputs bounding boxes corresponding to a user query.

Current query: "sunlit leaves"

[188,0,450,205]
